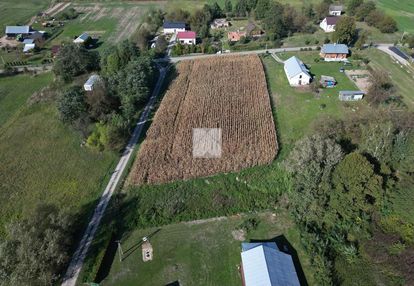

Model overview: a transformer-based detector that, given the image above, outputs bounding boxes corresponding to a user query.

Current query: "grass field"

[0,73,118,236]
[361,47,414,109]
[0,73,52,128]
[0,0,50,35]
[101,211,314,286]
[50,2,165,48]
[376,0,414,32]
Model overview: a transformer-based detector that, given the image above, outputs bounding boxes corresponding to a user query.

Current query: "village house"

[240,242,301,286]
[339,90,365,101]
[5,26,31,39]
[177,31,196,45]
[246,23,264,38]
[84,75,101,91]
[320,16,339,32]
[329,4,344,16]
[163,21,186,34]
[210,18,230,29]
[320,43,349,62]
[284,56,312,86]
[73,32,90,44]
[228,31,247,42]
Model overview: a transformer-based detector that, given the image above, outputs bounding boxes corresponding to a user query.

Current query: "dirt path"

[45,2,72,16]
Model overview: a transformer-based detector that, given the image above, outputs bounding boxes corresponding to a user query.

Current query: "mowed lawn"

[101,212,314,286]
[261,52,360,155]
[0,0,50,35]
[0,73,118,236]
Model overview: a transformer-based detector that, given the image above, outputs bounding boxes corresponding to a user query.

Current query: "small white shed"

[339,90,365,101]
[84,75,101,91]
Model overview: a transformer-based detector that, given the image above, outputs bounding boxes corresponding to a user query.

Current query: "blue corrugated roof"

[77,32,90,41]
[321,43,349,54]
[284,56,310,79]
[23,39,34,44]
[241,242,301,286]
[163,21,186,29]
[339,90,365,96]
[5,26,30,34]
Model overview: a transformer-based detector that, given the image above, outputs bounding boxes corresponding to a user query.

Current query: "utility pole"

[116,240,123,262]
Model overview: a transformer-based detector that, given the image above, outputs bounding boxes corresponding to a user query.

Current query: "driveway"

[376,44,410,66]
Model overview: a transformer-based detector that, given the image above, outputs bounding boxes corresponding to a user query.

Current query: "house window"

[299,75,302,79]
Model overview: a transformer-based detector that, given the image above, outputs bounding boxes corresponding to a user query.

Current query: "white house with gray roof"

[284,56,312,86]
[240,242,301,286]
[329,5,344,16]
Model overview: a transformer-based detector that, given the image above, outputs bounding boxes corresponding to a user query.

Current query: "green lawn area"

[0,0,50,35]
[377,0,414,32]
[0,73,118,236]
[361,47,414,109]
[101,211,314,286]
[0,73,52,128]
[261,52,361,154]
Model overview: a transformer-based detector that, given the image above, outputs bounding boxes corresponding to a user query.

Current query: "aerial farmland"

[129,55,277,184]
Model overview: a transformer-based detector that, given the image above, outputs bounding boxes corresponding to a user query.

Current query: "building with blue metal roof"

[283,56,311,86]
[163,21,186,34]
[5,26,31,37]
[320,44,349,62]
[241,242,301,286]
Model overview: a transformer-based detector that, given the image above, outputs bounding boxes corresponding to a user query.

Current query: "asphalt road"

[158,45,319,63]
[376,43,411,66]
[61,65,167,286]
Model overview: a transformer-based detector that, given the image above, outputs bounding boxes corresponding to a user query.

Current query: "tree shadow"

[249,235,309,286]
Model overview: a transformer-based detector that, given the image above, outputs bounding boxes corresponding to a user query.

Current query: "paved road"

[61,65,167,286]
[376,44,411,66]
[158,45,318,63]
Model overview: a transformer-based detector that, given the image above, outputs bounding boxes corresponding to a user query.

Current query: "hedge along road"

[61,65,168,286]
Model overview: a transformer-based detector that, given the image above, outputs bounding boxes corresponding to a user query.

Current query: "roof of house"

[23,44,35,53]
[241,242,300,286]
[5,26,30,34]
[177,31,196,39]
[75,32,90,42]
[284,56,310,79]
[339,90,365,96]
[84,75,101,87]
[23,39,34,44]
[325,16,340,25]
[28,31,45,40]
[321,43,349,54]
[163,21,186,29]
[51,45,61,54]
[320,75,336,82]
[329,4,344,11]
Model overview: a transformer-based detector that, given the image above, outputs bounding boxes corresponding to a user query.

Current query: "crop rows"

[129,55,278,185]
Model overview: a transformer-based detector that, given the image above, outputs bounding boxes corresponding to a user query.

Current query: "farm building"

[240,242,300,286]
[284,56,312,86]
[74,32,90,44]
[228,31,247,42]
[329,5,344,16]
[319,16,339,32]
[84,75,101,91]
[5,26,31,38]
[177,31,196,45]
[23,44,35,53]
[339,90,364,101]
[163,21,186,34]
[320,75,336,88]
[320,43,349,62]
[246,23,264,37]
[211,18,230,29]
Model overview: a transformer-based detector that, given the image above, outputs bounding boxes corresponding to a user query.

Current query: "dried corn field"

[129,55,278,185]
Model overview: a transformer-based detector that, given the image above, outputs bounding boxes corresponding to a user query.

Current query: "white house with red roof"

[177,31,196,45]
